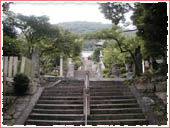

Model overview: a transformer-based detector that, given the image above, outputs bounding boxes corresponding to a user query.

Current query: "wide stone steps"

[25,120,84,126]
[32,108,83,114]
[41,92,83,96]
[25,80,148,126]
[87,119,148,125]
[37,99,137,104]
[39,96,83,100]
[91,108,143,114]
[88,113,145,120]
[29,114,84,120]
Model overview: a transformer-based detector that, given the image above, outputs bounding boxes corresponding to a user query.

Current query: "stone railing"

[83,71,90,125]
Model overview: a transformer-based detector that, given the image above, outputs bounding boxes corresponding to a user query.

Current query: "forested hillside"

[58,21,136,51]
[58,21,112,34]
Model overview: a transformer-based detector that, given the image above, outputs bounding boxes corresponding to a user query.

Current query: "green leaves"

[99,3,132,25]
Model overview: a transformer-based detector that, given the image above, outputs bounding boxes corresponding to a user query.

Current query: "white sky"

[10,2,112,24]
[9,2,135,29]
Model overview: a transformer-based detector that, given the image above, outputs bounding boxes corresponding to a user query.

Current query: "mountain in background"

[57,21,136,51]
[58,21,112,34]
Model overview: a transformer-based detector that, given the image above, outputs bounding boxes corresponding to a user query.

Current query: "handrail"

[83,71,90,125]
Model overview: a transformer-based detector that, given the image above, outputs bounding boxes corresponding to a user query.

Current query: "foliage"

[72,56,83,70]
[83,39,96,51]
[120,67,126,73]
[13,73,30,96]
[131,3,168,62]
[3,36,22,56]
[88,26,145,76]
[16,14,60,58]
[99,2,133,25]
[58,21,112,34]
[92,47,102,62]
[2,2,17,39]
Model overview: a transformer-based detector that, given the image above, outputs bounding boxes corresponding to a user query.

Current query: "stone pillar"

[98,63,102,77]
[32,48,40,78]
[98,52,103,77]
[59,56,63,77]
[67,58,74,77]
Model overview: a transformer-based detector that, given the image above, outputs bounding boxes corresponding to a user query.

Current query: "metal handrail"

[83,71,90,125]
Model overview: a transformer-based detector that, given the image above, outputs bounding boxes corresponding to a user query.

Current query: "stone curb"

[129,84,160,125]
[14,87,44,125]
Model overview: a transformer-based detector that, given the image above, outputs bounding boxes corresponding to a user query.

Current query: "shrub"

[110,74,116,78]
[122,73,127,78]
[103,68,110,74]
[120,67,126,73]
[13,73,30,96]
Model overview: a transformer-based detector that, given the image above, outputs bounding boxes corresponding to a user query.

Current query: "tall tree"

[16,14,60,58]
[88,26,143,75]
[131,3,168,65]
[99,2,132,25]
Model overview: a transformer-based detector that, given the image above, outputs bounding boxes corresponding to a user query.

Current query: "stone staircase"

[25,80,84,125]
[88,81,149,125]
[25,80,149,126]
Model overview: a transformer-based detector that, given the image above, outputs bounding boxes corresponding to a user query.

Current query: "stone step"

[49,86,84,89]
[56,84,84,86]
[90,88,131,92]
[89,86,129,89]
[25,120,84,126]
[41,93,83,96]
[29,114,84,120]
[39,96,83,100]
[90,92,132,96]
[43,90,83,93]
[91,104,139,109]
[35,104,83,109]
[91,95,134,100]
[87,119,149,125]
[32,108,83,114]
[37,99,137,104]
[91,108,143,114]
[88,113,145,120]
[91,99,137,104]
[37,100,83,104]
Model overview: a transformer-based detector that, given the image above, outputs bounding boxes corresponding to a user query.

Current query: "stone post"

[32,48,40,78]
[67,58,74,77]
[59,56,63,77]
[98,52,103,77]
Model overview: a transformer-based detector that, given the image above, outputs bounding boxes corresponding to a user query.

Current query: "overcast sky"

[9,2,135,29]
[10,2,111,24]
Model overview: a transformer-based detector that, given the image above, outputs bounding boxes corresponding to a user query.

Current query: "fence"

[3,56,34,83]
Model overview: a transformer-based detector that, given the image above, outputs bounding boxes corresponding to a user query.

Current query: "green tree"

[89,26,144,76]
[131,3,168,70]
[99,2,132,25]
[16,14,60,58]
[2,2,17,38]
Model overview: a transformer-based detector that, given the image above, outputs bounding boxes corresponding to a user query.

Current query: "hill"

[58,21,112,34]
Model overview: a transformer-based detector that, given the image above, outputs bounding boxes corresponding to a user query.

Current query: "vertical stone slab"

[20,57,26,73]
[3,56,8,76]
[24,58,29,76]
[8,56,13,77]
[59,56,63,77]
[13,57,18,76]
[67,58,74,77]
[32,48,40,78]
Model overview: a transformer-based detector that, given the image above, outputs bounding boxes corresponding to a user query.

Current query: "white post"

[142,60,145,73]
[60,56,63,77]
